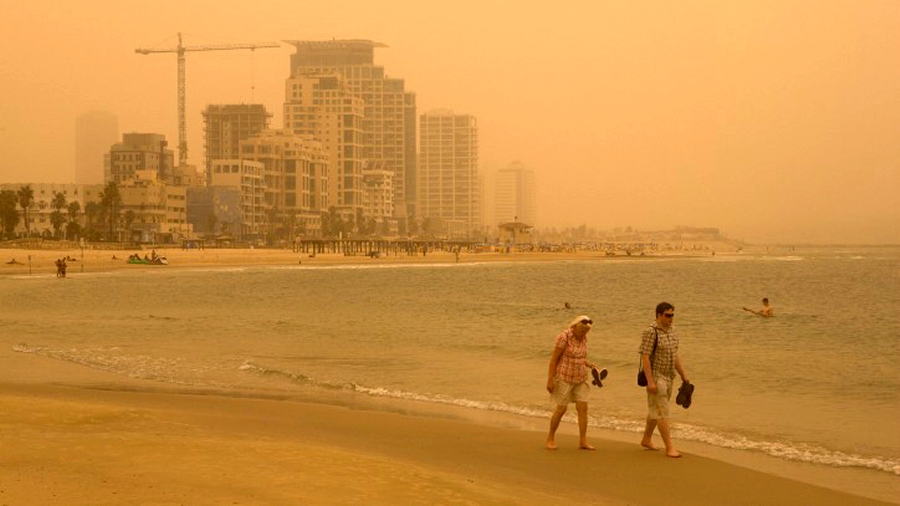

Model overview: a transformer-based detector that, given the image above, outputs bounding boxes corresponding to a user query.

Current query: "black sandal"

[591,368,609,387]
[676,382,695,408]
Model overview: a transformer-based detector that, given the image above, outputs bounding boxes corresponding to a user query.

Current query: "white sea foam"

[350,382,900,476]
[352,385,548,419]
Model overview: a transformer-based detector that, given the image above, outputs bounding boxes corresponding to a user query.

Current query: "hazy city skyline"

[1,1,897,244]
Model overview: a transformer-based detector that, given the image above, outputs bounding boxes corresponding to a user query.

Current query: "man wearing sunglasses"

[639,302,690,458]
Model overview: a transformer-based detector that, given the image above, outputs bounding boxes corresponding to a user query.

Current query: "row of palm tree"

[0,182,474,245]
[0,182,123,242]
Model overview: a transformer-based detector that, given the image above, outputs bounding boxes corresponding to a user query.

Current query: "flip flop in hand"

[591,368,609,387]
[676,382,695,408]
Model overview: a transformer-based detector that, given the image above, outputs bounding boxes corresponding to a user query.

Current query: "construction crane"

[135,32,280,166]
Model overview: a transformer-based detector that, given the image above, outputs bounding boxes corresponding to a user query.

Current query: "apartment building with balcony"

[284,72,364,218]
[239,129,329,237]
[285,40,417,225]
[417,110,480,238]
[202,104,272,186]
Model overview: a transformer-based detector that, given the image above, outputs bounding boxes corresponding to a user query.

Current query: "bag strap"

[640,327,660,372]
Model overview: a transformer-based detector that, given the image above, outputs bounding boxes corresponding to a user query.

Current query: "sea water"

[3,246,898,482]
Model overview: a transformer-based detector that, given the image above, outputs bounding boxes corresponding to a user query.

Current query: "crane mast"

[135,33,280,166]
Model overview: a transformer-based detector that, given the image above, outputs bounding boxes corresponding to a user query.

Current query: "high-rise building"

[239,129,329,236]
[418,110,479,238]
[284,40,417,225]
[75,111,118,184]
[202,104,272,186]
[495,161,537,227]
[283,72,364,216]
[107,133,175,185]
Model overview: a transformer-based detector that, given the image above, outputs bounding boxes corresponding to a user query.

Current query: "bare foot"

[641,441,660,451]
[546,441,558,450]
[579,443,596,451]
[666,451,683,458]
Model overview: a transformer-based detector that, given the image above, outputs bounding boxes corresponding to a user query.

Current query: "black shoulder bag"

[637,328,659,387]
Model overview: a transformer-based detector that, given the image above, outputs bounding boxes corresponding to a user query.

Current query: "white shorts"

[551,379,590,406]
[646,377,672,419]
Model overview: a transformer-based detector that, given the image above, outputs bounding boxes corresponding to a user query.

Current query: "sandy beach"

[0,348,894,505]
[0,241,738,278]
[1,245,896,505]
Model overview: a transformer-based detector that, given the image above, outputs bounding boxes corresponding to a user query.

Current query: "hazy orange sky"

[1,0,897,244]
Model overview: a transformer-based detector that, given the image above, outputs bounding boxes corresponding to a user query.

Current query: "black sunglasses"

[580,319,593,325]
[662,313,675,318]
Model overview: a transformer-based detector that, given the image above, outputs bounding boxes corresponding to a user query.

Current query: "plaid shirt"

[554,328,588,383]
[639,322,678,381]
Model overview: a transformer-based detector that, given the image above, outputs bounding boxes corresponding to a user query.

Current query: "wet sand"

[0,349,894,505]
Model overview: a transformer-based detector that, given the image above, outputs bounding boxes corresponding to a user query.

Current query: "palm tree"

[99,182,122,241]
[123,210,137,230]
[0,190,20,239]
[84,201,101,241]
[66,201,81,240]
[321,206,343,238]
[49,191,67,239]
[16,185,34,237]
[51,191,66,212]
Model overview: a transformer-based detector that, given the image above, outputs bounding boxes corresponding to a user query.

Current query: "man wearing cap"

[546,315,603,450]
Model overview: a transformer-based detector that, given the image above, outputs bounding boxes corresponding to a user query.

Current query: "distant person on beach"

[639,302,690,458]
[546,315,603,451]
[743,298,774,317]
[55,258,65,277]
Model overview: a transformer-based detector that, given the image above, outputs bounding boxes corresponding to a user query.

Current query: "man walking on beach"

[639,302,690,458]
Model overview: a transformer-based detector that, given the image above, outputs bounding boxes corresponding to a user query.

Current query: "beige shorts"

[551,379,590,406]
[646,377,673,419]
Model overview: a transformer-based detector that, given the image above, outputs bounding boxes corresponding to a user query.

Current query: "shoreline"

[0,242,738,277]
[2,349,897,505]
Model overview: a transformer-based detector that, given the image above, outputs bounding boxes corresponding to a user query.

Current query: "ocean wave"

[351,384,549,419]
[673,423,900,475]
[238,362,314,385]
[13,343,195,385]
[340,381,900,476]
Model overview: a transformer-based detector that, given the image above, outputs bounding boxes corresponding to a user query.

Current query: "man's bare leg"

[546,405,567,450]
[641,417,660,450]
[657,417,681,457]
[576,401,594,450]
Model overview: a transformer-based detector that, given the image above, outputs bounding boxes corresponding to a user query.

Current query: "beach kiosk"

[498,221,533,249]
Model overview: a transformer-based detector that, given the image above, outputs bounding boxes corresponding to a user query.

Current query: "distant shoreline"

[0,241,741,277]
